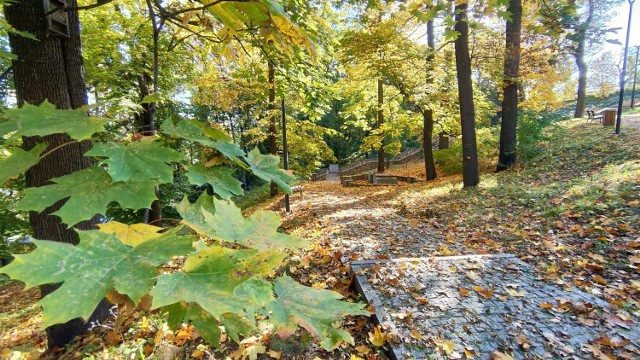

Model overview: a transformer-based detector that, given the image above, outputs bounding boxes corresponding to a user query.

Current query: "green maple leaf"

[150,245,283,319]
[1,101,107,144]
[0,143,47,185]
[186,165,243,199]
[16,166,158,226]
[85,141,185,183]
[176,193,215,236]
[1,228,194,327]
[161,119,244,160]
[162,303,254,346]
[206,199,307,250]
[178,195,307,250]
[268,276,369,350]
[245,148,294,194]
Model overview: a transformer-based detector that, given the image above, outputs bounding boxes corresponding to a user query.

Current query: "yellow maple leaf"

[97,221,163,247]
[368,326,387,347]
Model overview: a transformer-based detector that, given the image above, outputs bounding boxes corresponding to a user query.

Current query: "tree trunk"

[267,61,279,197]
[377,78,385,173]
[574,37,587,118]
[497,0,522,172]
[423,19,437,181]
[135,73,161,225]
[454,1,480,188]
[438,132,449,149]
[4,0,109,348]
[422,110,436,180]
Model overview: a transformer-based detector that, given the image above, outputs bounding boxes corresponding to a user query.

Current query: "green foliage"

[269,276,370,350]
[2,228,195,327]
[0,100,364,351]
[186,165,244,200]
[150,245,284,318]
[1,101,107,144]
[0,143,47,185]
[517,111,555,162]
[245,148,295,194]
[85,141,185,183]
[16,166,158,227]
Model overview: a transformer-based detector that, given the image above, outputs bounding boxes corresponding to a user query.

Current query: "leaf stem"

[39,141,77,160]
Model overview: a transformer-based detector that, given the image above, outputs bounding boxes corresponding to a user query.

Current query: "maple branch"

[45,0,115,16]
[38,141,77,160]
[159,0,261,20]
[148,218,182,225]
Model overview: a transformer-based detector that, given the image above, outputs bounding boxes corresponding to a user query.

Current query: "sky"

[604,2,640,56]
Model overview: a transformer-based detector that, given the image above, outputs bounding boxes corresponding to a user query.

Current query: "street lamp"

[631,46,639,109]
[615,0,636,134]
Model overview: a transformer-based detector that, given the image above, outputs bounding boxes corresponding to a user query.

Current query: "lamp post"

[631,46,639,109]
[615,0,636,134]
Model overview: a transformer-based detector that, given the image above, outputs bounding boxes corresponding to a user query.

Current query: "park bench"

[586,110,603,123]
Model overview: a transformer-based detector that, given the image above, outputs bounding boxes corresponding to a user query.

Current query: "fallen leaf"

[491,351,514,360]
[355,345,371,354]
[409,329,423,340]
[459,288,470,296]
[516,333,530,351]
[473,285,492,299]
[368,326,387,347]
[539,302,553,309]
[593,275,608,286]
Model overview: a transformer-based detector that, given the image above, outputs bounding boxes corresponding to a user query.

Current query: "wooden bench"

[586,110,603,123]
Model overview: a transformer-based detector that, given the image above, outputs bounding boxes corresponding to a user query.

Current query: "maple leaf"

[245,148,295,194]
[1,228,194,327]
[1,101,107,144]
[0,142,47,185]
[161,119,244,161]
[85,141,185,183]
[186,165,244,199]
[433,338,455,355]
[151,246,284,319]
[178,194,307,250]
[268,276,369,350]
[16,166,158,226]
[368,326,387,347]
[492,351,514,360]
[473,285,492,299]
[97,221,163,247]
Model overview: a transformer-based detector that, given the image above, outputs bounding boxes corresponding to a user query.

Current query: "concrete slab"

[351,255,638,359]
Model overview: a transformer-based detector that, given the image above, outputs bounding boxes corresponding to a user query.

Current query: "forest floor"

[1,117,639,359]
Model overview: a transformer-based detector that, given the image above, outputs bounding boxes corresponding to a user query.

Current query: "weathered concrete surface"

[352,255,639,359]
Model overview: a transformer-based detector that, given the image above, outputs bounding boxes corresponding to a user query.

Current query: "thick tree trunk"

[377,78,385,173]
[268,61,279,197]
[422,110,437,180]
[423,19,437,181]
[497,0,522,171]
[574,37,587,118]
[454,1,480,188]
[4,0,109,348]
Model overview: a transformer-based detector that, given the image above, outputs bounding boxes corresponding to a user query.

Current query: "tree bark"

[268,61,279,197]
[377,78,385,173]
[497,0,522,171]
[422,110,437,180]
[454,1,480,187]
[423,19,437,180]
[574,37,587,118]
[135,73,161,225]
[4,0,109,348]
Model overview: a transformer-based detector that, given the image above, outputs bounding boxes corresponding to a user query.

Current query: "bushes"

[433,111,556,175]
[517,111,557,163]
